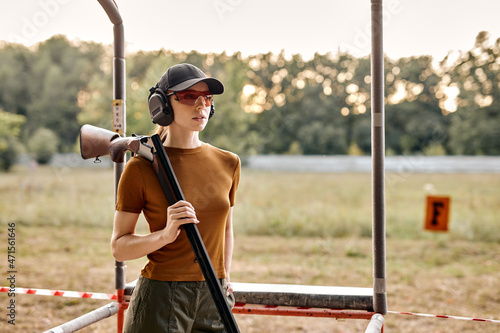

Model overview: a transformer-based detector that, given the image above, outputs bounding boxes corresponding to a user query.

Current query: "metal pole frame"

[370,0,388,315]
[43,303,119,333]
[96,1,127,332]
[54,1,387,331]
[97,0,389,327]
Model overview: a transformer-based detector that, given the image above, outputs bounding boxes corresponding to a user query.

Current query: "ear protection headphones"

[148,84,215,127]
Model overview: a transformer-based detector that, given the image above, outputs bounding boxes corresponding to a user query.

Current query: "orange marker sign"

[424,196,451,231]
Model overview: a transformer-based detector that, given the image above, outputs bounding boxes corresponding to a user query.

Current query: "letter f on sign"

[425,196,450,232]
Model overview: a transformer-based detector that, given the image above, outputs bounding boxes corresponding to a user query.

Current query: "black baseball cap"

[157,63,224,94]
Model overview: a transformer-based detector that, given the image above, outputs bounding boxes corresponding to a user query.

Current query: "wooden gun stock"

[79,124,153,163]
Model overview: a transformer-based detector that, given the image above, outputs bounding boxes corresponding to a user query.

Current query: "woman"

[111,63,240,332]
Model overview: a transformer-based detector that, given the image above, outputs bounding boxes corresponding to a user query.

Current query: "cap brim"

[169,78,224,94]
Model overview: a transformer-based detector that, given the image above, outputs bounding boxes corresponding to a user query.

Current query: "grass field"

[0,165,499,332]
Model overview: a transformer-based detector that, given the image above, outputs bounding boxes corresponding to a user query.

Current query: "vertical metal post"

[97,1,127,331]
[370,0,387,315]
[112,26,127,333]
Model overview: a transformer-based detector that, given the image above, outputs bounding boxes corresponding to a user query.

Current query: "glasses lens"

[176,91,213,106]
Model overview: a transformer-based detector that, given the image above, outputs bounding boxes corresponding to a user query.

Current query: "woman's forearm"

[111,202,198,262]
[112,230,169,262]
[224,208,234,280]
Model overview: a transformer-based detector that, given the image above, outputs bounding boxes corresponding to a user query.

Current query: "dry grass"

[0,165,499,332]
[235,170,500,242]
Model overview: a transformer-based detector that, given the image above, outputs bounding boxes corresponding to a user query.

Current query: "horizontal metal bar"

[125,280,374,311]
[232,303,375,319]
[43,302,119,333]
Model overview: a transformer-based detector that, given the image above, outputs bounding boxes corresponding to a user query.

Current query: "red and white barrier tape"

[1,286,117,301]
[388,310,500,323]
[2,286,499,323]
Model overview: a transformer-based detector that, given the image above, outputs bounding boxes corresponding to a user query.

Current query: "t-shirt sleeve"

[229,155,241,207]
[116,157,146,214]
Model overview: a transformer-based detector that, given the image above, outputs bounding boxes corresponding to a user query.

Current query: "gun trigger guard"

[94,157,101,163]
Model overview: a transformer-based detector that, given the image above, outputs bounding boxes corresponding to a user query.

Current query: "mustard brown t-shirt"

[116,143,240,281]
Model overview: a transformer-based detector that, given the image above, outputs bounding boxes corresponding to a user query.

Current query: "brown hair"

[154,125,168,142]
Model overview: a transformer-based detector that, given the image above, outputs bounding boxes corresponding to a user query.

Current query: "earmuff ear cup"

[209,102,215,119]
[148,88,174,126]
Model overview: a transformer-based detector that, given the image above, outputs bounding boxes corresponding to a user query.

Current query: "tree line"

[0,32,499,171]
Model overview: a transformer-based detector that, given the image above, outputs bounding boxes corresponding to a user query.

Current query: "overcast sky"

[1,0,500,61]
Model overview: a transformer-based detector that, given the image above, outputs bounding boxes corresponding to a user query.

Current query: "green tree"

[447,32,500,154]
[77,44,114,130]
[384,56,447,155]
[0,43,34,117]
[25,36,105,152]
[27,128,59,164]
[200,52,258,156]
[0,109,25,171]
[246,51,369,155]
[124,50,175,137]
[3,31,500,159]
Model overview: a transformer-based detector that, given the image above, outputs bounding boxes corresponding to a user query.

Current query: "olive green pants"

[124,276,235,333]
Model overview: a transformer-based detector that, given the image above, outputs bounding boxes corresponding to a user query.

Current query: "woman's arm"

[224,207,235,294]
[111,200,199,262]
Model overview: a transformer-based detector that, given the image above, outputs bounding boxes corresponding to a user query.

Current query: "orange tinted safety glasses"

[168,90,213,107]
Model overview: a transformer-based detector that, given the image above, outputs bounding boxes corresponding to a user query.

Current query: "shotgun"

[79,124,240,333]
